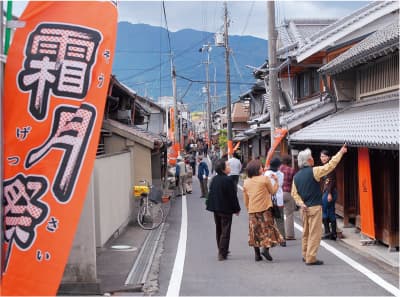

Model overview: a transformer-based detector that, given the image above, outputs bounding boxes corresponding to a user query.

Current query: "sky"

[10,1,371,39]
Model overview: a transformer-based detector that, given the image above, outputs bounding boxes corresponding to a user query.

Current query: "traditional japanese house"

[237,1,398,166]
[290,21,399,250]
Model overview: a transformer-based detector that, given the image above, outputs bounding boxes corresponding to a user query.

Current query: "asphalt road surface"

[156,176,399,296]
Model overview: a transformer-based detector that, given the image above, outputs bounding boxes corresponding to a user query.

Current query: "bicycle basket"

[133,185,150,198]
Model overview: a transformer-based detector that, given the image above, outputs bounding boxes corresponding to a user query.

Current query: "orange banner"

[265,128,288,168]
[233,141,240,152]
[2,1,117,295]
[228,140,233,156]
[357,148,375,239]
[169,107,175,140]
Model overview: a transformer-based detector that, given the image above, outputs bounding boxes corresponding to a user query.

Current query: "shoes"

[218,254,227,261]
[306,260,324,265]
[254,247,262,261]
[302,257,305,262]
[285,237,296,240]
[200,196,205,198]
[280,241,287,247]
[322,232,332,239]
[261,249,273,261]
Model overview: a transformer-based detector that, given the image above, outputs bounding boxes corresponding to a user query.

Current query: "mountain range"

[112,22,268,112]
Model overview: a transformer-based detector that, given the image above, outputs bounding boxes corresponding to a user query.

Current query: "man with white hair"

[291,144,347,265]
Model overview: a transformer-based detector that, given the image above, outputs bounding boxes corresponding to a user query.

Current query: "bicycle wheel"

[137,202,164,230]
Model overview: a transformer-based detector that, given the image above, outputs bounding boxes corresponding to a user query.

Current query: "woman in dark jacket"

[206,158,241,261]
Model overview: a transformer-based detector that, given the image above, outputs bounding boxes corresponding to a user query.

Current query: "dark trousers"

[213,212,233,258]
[199,178,208,197]
[230,175,239,192]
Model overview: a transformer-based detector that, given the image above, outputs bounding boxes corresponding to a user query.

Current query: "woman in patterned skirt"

[243,159,284,261]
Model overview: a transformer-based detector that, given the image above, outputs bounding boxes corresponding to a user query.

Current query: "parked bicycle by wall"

[133,180,164,230]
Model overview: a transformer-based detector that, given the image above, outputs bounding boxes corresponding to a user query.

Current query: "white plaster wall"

[62,176,97,283]
[93,152,132,247]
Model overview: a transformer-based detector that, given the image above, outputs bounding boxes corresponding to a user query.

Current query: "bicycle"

[133,180,164,230]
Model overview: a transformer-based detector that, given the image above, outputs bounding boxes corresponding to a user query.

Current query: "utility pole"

[172,62,180,153]
[267,1,280,146]
[224,1,233,157]
[201,43,212,149]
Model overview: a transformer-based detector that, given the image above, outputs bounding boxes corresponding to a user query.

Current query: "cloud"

[9,0,370,39]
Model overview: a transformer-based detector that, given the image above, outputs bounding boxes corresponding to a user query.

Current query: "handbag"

[271,195,281,219]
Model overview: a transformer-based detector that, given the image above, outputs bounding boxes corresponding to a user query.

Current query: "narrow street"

[154,175,399,296]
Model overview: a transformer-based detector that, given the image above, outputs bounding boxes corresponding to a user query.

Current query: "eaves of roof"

[296,1,398,62]
[256,95,334,133]
[320,22,399,75]
[289,96,399,149]
[233,133,250,141]
[103,119,163,149]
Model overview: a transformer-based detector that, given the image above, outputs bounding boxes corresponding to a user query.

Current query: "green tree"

[218,129,227,152]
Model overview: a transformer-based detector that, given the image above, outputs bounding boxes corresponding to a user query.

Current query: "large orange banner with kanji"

[1,1,117,295]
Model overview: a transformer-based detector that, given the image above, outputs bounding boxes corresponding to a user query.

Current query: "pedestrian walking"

[280,154,297,240]
[206,159,241,261]
[197,155,209,198]
[185,157,193,194]
[203,142,209,157]
[291,144,347,265]
[210,151,218,175]
[189,151,196,175]
[264,157,286,246]
[243,159,284,262]
[228,152,242,192]
[320,149,338,240]
[175,156,186,196]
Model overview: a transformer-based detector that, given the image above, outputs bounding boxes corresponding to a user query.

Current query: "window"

[359,54,399,97]
[294,68,320,100]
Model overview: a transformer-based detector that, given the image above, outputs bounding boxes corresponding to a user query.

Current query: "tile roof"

[277,19,336,58]
[232,101,250,123]
[296,1,398,62]
[103,119,164,149]
[319,22,399,75]
[289,97,399,149]
[257,94,334,131]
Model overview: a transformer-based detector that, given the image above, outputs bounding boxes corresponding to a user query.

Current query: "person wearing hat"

[264,157,286,247]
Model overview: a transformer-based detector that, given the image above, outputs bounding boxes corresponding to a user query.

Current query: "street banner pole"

[1,1,117,295]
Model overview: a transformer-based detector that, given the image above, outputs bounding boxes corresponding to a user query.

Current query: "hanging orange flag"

[1,1,117,295]
[357,148,375,239]
[265,128,288,168]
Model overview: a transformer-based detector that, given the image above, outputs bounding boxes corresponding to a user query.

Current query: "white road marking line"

[239,185,398,296]
[166,195,187,297]
[294,221,400,297]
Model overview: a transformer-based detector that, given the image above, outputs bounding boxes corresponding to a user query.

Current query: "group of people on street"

[205,144,347,265]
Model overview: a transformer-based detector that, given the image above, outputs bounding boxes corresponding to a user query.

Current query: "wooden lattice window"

[359,53,399,97]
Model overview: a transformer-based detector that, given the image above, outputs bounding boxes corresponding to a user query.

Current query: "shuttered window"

[359,54,399,97]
